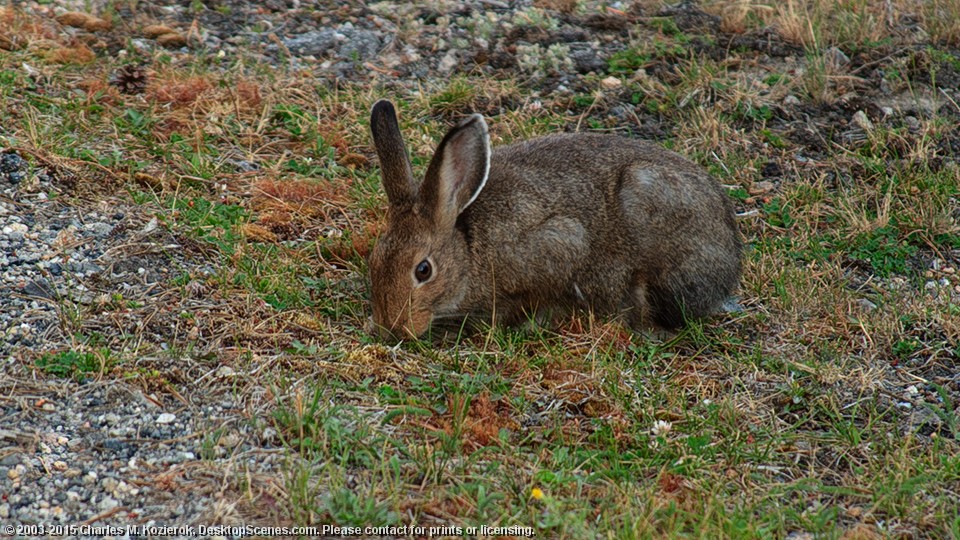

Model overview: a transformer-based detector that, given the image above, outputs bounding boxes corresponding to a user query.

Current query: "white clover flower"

[652,420,672,437]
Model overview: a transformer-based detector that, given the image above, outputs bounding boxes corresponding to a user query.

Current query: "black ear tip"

[372,99,396,119]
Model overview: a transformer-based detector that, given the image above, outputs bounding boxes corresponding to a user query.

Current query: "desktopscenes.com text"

[9,523,538,537]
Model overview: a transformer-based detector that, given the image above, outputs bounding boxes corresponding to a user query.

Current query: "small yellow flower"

[531,487,544,500]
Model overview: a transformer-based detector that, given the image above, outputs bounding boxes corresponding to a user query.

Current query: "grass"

[36,347,114,380]
[3,0,960,537]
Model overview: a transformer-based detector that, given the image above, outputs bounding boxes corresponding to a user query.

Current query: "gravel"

[1,382,280,532]
[1,151,284,532]
[0,152,174,357]
[276,26,382,61]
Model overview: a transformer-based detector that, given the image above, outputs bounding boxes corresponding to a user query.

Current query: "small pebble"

[749,181,775,195]
[852,110,874,132]
[600,76,622,89]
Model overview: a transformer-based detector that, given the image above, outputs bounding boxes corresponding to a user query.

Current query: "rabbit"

[367,99,742,340]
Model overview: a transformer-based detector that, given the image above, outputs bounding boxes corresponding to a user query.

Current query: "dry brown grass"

[916,0,960,45]
[55,11,112,32]
[147,75,214,107]
[704,0,948,48]
[533,0,581,14]
[39,41,96,64]
[0,6,57,48]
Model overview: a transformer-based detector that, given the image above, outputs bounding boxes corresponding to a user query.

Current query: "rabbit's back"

[462,133,741,327]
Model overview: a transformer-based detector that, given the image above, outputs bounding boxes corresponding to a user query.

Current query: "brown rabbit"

[367,99,742,339]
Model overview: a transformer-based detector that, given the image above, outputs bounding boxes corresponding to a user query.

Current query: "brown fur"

[368,100,742,339]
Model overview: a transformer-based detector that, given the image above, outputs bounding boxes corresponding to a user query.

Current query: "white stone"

[99,496,119,511]
[600,76,622,89]
[852,110,874,132]
[437,50,458,74]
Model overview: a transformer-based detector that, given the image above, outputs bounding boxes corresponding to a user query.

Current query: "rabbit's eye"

[415,259,432,282]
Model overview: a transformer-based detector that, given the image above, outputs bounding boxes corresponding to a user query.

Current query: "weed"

[170,196,247,253]
[428,76,480,116]
[762,197,796,229]
[607,48,650,75]
[36,348,114,380]
[925,384,960,440]
[842,225,919,277]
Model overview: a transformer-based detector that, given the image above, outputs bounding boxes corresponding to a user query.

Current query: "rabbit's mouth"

[371,306,434,341]
[371,310,474,341]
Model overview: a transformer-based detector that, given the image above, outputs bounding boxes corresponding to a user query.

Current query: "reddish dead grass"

[40,41,96,64]
[445,391,520,449]
[75,77,123,106]
[342,220,383,260]
[317,119,352,157]
[253,178,351,209]
[0,6,58,48]
[235,79,263,110]
[147,75,214,107]
[671,359,729,402]
[247,173,382,259]
[251,177,354,238]
[557,316,634,352]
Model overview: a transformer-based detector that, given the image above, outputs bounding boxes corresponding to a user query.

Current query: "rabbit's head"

[368,100,490,339]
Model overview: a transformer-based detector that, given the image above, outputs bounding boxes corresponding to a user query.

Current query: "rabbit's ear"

[370,100,416,206]
[421,114,490,228]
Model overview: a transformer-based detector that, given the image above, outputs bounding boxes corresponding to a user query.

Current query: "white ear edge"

[458,113,490,213]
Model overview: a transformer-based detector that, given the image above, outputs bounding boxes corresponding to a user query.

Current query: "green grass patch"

[607,48,650,74]
[841,224,919,277]
[169,196,247,253]
[36,347,115,380]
